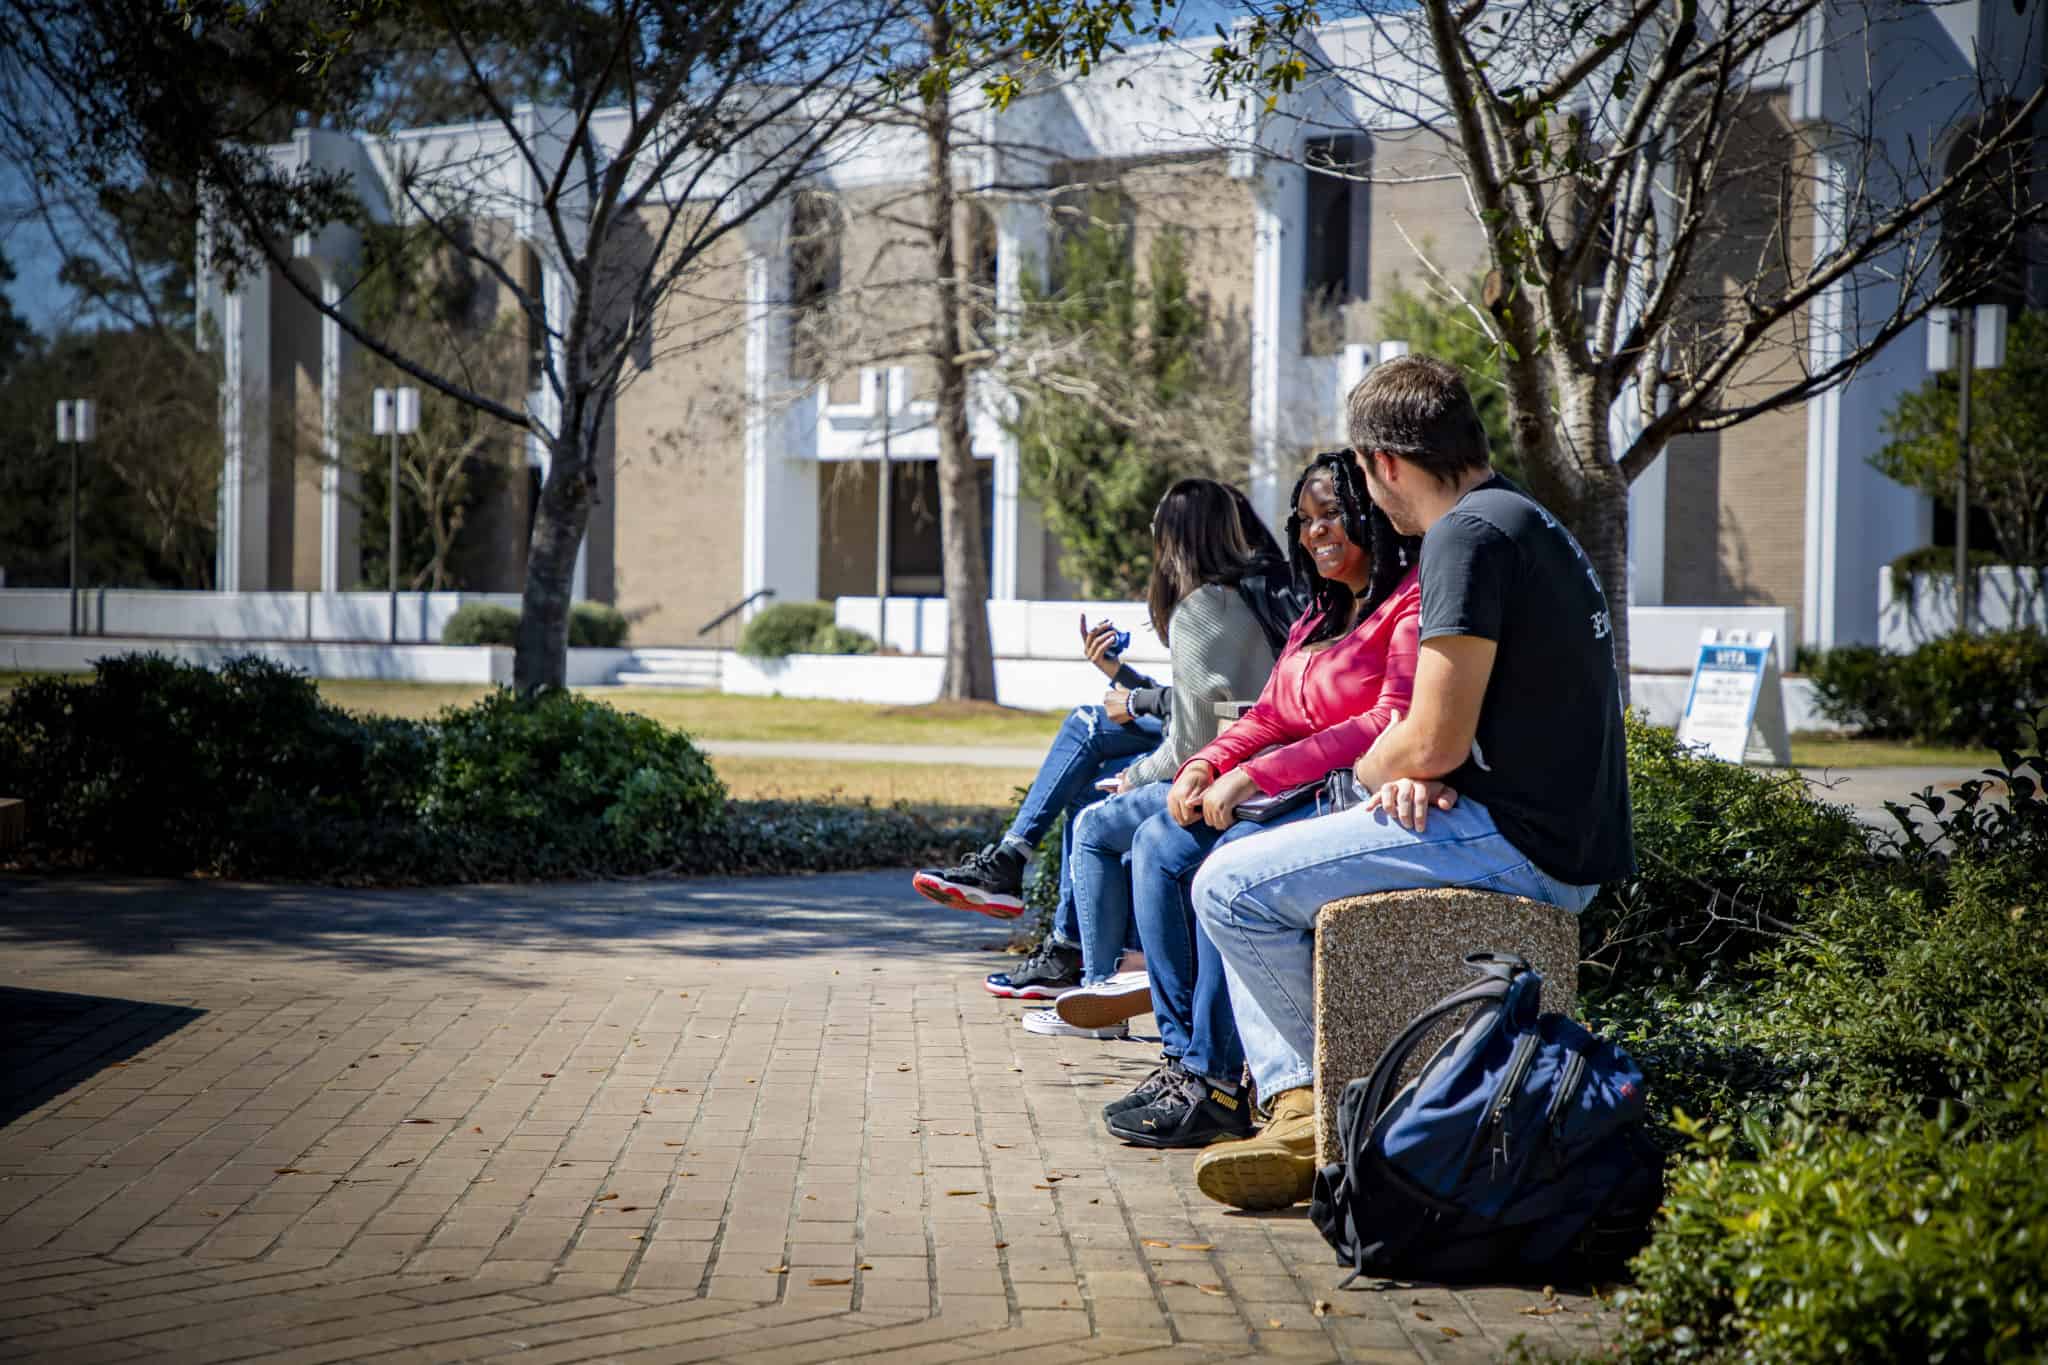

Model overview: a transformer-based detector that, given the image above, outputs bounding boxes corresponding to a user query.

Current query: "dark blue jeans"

[1009,705,1163,946]
[1116,787,1291,1084]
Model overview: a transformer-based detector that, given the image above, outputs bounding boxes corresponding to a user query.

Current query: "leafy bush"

[442,602,520,646]
[0,654,1006,885]
[809,623,878,655]
[423,688,723,874]
[1582,713,1869,990]
[443,601,632,648]
[1804,628,2048,748]
[738,601,837,658]
[1591,718,2048,1361]
[569,602,630,648]
[1613,1108,2048,1364]
[736,602,874,658]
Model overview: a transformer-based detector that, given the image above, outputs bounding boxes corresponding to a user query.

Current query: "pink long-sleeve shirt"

[1186,567,1422,794]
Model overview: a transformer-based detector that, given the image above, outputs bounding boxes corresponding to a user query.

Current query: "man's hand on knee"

[1366,777,1458,832]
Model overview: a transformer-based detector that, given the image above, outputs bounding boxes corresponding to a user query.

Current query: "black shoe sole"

[1106,1113,1251,1149]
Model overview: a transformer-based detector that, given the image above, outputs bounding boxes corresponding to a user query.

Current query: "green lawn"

[1787,733,2001,771]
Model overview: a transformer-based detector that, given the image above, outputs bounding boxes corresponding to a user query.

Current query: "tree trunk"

[514,414,591,694]
[924,7,997,702]
[1549,372,1633,705]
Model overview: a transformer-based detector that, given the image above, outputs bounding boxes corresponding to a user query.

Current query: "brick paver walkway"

[0,872,1612,1363]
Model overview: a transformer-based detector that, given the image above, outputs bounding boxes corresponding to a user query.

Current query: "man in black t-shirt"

[1187,354,1635,1213]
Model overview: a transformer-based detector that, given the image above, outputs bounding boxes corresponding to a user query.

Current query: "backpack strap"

[1357,953,1532,1131]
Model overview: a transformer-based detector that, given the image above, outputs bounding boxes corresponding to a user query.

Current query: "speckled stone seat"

[1311,888,1581,1164]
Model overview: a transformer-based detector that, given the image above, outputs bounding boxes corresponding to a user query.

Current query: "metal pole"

[68,438,80,638]
[876,374,892,650]
[1956,304,1975,635]
[388,426,400,644]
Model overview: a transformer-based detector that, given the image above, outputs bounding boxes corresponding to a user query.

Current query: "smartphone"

[1094,777,1122,793]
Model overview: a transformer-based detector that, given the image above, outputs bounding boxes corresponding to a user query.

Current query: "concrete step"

[614,663,720,689]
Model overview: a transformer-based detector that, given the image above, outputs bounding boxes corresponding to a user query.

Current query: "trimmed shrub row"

[1801,627,2048,749]
[442,601,630,648]
[0,654,998,883]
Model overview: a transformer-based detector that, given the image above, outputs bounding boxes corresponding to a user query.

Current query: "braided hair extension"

[1284,450,1422,648]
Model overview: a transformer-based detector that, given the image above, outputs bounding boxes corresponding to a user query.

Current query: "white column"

[1802,150,1847,650]
[989,198,1049,600]
[316,270,360,592]
[740,204,819,615]
[1244,158,1306,538]
[217,265,272,591]
[1626,448,1668,607]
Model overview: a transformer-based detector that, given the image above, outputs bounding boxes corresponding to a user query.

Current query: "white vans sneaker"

[1021,1008,1129,1040]
[1054,971,1154,1030]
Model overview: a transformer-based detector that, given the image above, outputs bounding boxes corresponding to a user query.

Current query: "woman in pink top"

[1063,451,1423,1149]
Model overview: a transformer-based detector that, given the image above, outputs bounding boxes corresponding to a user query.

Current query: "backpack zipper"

[1481,1032,1540,1179]
[1541,1050,1590,1176]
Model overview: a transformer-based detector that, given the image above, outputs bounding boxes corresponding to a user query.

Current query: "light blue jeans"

[1189,796,1598,1100]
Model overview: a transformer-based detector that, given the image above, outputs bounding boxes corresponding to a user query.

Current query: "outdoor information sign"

[1676,628,1792,766]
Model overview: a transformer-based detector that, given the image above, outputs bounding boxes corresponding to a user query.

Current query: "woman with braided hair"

[1058,450,1423,1148]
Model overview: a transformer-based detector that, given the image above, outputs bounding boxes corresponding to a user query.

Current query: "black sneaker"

[913,843,1027,918]
[1102,1058,1185,1122]
[985,940,1081,999]
[1105,1069,1252,1149]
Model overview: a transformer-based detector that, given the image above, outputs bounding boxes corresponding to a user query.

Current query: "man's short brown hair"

[1346,353,1491,485]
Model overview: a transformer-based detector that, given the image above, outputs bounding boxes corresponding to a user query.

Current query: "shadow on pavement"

[0,870,1005,982]
[0,985,205,1129]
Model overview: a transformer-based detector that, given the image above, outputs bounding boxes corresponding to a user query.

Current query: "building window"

[1304,137,1364,301]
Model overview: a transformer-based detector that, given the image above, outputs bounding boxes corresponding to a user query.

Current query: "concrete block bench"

[1312,888,1581,1164]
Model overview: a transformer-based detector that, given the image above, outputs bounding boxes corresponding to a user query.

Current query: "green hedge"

[0,654,998,883]
[1803,628,2048,749]
[440,601,631,649]
[737,601,876,658]
[1588,710,2048,1362]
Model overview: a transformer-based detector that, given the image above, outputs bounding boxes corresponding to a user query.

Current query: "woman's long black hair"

[1285,450,1421,647]
[1147,478,1270,642]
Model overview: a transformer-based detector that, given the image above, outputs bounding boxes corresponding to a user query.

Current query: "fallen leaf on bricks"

[273,1168,303,1175]
[1520,1305,1565,1317]
[1439,1327,1462,1338]
[664,1142,683,1148]
[541,1073,556,1079]
[1198,1284,1226,1297]
[596,1193,619,1202]
[642,1109,653,1115]
[629,1233,644,1241]
[859,1263,873,1270]
[993,1241,1008,1250]
[1088,1198,1100,1205]
[897,1065,912,1073]
[470,1126,482,1134]
[617,1206,639,1213]
[808,1277,852,1286]
[1042,1174,1066,1183]
[388,1159,413,1167]
[980,1201,994,1209]
[402,1119,434,1125]
[945,1190,980,1197]
[1033,1184,1054,1191]
[993,1143,1014,1149]
[679,992,688,998]
[474,1177,495,1184]
[1415,1311,1432,1321]
[1141,1239,1172,1248]
[1157,1278,1190,1288]
[1009,1067,1023,1073]
[766,1265,789,1274]
[1542,1284,1557,1299]
[805,1195,817,1201]
[1176,1242,1212,1251]
[1268,1319,1284,1329]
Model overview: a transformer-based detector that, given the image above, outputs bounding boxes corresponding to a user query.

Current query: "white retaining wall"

[0,589,525,643]
[0,636,633,687]
[1878,567,2048,651]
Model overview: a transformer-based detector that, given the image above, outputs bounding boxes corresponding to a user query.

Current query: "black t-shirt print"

[1415,475,1636,887]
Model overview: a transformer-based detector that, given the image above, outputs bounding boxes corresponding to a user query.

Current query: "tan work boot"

[1192,1085,1317,1211]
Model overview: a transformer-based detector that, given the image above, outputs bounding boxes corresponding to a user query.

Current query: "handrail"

[697,587,775,637]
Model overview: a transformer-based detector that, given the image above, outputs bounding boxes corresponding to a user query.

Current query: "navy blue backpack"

[1309,952,1662,1283]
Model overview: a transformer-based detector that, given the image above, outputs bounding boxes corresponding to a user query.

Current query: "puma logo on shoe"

[1210,1090,1239,1110]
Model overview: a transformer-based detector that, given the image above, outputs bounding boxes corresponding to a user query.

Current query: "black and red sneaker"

[984,940,1082,1000]
[912,843,1027,919]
